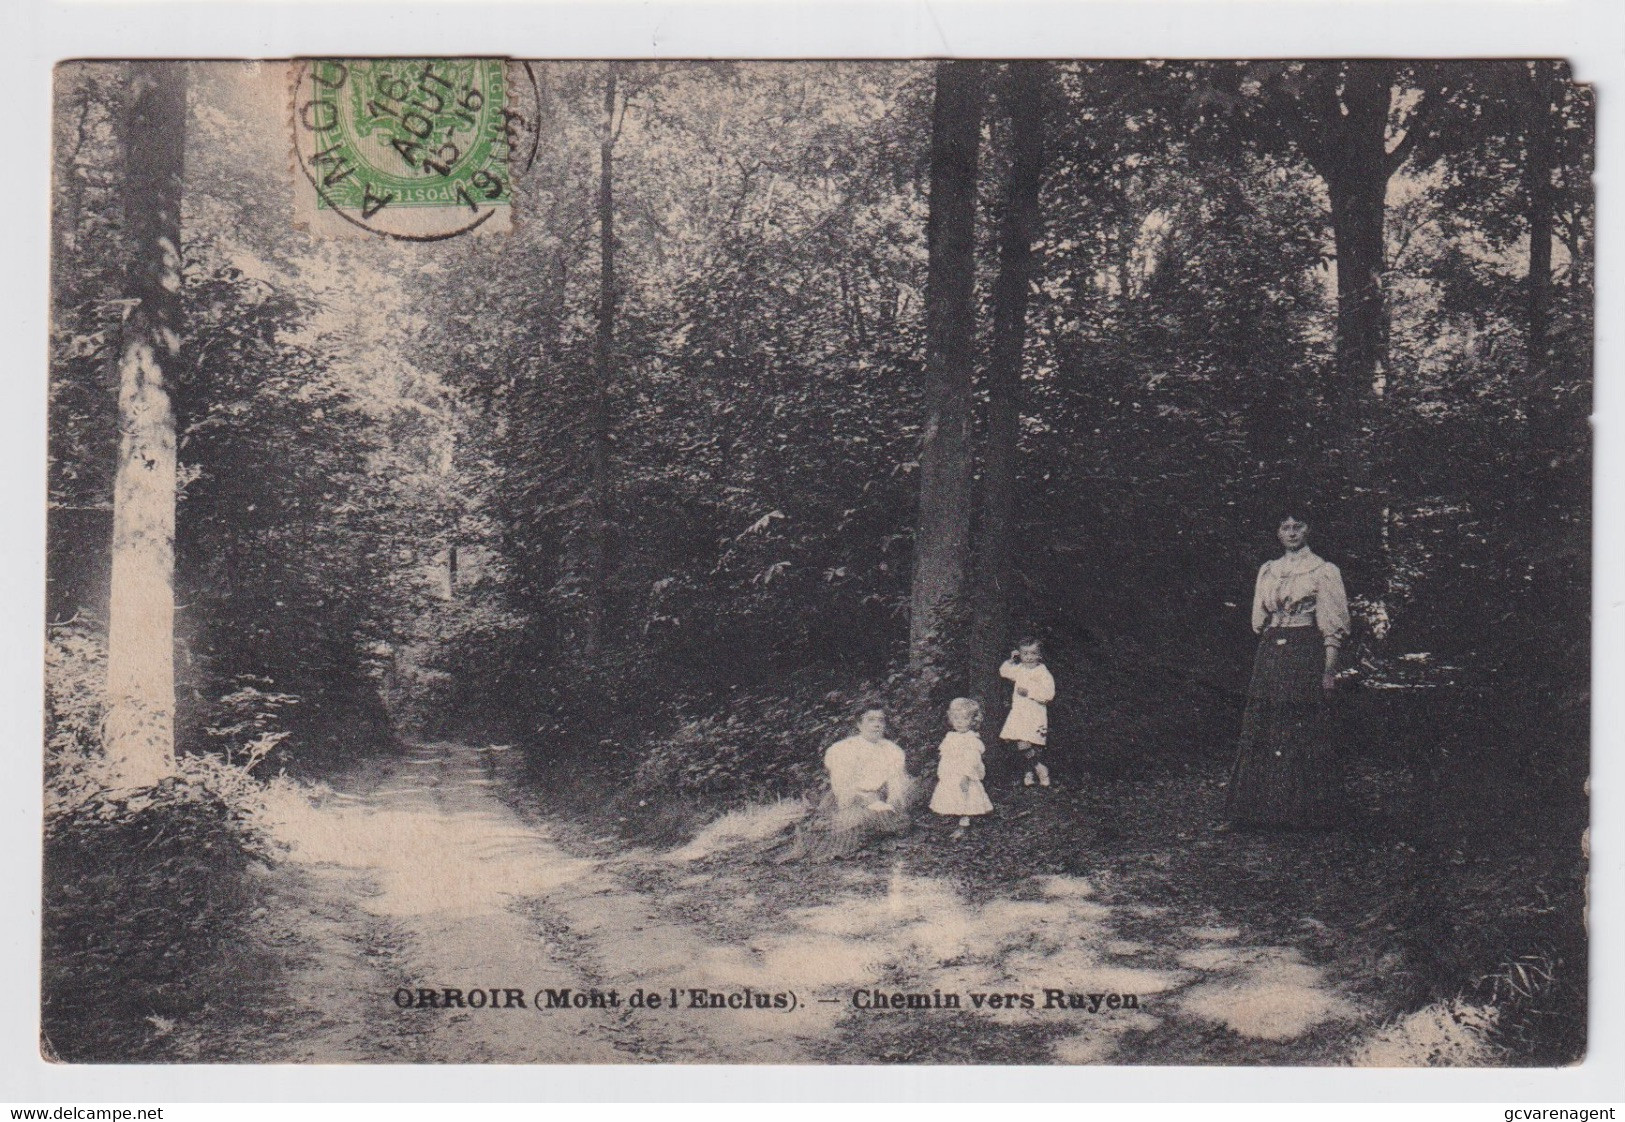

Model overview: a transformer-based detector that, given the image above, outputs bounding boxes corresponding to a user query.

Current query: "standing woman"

[1225,512,1351,829]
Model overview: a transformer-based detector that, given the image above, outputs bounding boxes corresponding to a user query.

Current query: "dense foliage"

[43,622,276,1061]
[47,60,1592,1062]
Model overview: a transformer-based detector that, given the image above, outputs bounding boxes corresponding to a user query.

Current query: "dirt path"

[181,742,1378,1064]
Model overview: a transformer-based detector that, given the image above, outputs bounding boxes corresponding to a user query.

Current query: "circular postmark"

[292,59,542,241]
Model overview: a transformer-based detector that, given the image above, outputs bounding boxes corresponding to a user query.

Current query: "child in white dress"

[929,697,993,837]
[1000,638,1056,787]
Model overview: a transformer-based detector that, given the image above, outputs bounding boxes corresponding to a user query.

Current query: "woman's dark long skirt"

[1226,626,1344,829]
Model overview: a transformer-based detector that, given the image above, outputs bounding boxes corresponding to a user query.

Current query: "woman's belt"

[1265,614,1316,628]
[1261,623,1321,646]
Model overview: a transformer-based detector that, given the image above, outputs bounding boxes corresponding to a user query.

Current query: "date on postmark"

[291,58,541,240]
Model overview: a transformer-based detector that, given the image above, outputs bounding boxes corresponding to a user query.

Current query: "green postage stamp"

[291,58,540,239]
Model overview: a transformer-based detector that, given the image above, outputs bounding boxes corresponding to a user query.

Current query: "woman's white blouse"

[1250,549,1351,647]
[824,736,909,806]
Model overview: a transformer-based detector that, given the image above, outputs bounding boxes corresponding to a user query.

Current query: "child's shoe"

[1023,771,1036,786]
[1035,763,1051,787]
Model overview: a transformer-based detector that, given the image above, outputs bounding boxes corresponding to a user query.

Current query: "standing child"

[929,698,993,838]
[1000,638,1056,787]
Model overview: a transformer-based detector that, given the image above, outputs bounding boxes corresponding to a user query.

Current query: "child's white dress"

[929,731,994,816]
[999,661,1055,745]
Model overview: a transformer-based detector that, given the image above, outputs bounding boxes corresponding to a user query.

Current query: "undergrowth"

[42,621,295,1062]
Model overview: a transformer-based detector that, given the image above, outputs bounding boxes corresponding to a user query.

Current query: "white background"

[2,0,1621,1104]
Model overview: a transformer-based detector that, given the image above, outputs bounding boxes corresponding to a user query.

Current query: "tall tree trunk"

[908,61,984,683]
[583,63,617,655]
[1326,172,1387,501]
[1323,63,1392,513]
[105,62,186,789]
[970,61,1045,705]
[1300,61,1396,587]
[1524,61,1558,394]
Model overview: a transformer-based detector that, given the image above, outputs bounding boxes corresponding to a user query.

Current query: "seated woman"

[775,707,913,862]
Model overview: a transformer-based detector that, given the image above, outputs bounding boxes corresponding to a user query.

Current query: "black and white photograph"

[41,56,1592,1069]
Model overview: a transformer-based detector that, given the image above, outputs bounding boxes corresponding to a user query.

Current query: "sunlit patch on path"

[263,743,594,917]
[1176,945,1360,1041]
[212,745,1372,1063]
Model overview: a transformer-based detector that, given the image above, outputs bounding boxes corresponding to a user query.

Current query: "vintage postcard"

[42,57,1591,1068]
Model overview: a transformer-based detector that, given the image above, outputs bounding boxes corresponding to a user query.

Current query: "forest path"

[195,741,1374,1064]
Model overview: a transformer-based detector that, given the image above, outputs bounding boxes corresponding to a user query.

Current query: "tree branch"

[1384,88,1431,175]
